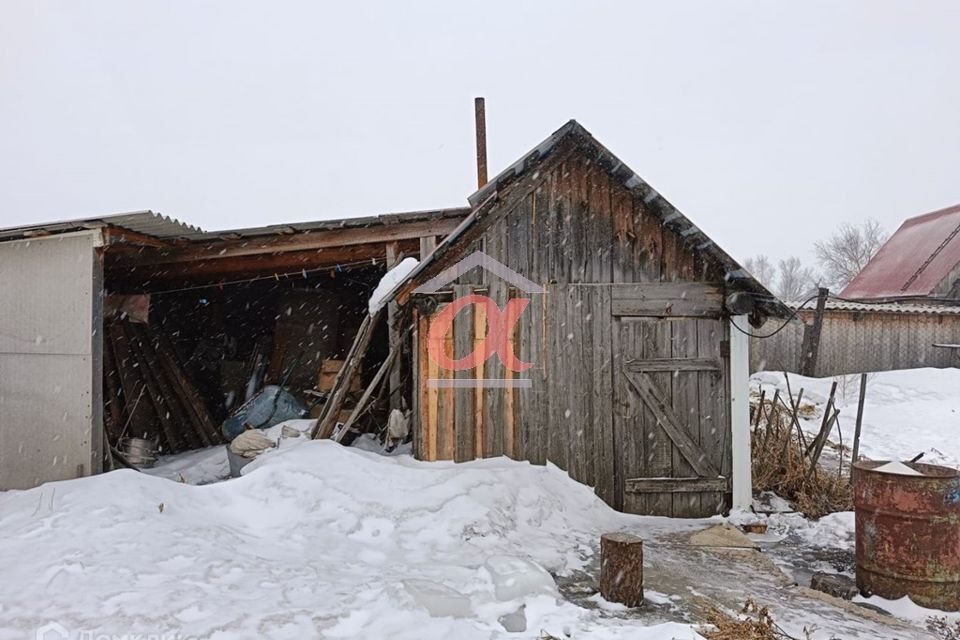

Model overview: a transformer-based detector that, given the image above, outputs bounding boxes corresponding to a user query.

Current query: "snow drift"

[0,441,701,640]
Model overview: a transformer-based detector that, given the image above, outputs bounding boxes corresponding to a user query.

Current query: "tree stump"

[600,532,644,607]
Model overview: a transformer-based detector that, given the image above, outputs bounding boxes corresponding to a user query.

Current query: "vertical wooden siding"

[412,150,732,514]
[750,311,960,376]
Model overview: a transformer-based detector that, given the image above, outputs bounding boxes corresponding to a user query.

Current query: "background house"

[750,204,960,376]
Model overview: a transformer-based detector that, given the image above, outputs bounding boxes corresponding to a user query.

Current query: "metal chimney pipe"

[474,97,487,189]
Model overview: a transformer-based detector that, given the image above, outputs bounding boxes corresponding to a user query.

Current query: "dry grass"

[928,617,960,640]
[700,599,806,640]
[750,393,852,519]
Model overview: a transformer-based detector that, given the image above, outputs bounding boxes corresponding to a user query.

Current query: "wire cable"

[729,293,822,339]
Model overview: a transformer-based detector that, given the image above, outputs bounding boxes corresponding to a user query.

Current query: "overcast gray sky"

[1,1,958,265]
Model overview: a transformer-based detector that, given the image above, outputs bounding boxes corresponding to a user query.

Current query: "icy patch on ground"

[853,594,960,626]
[751,368,960,468]
[730,500,856,583]
[0,442,703,639]
[766,511,855,550]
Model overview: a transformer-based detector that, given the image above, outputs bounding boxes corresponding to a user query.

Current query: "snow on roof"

[841,204,960,300]
[794,299,960,315]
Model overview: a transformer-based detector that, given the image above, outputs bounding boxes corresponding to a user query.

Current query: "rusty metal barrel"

[853,460,960,610]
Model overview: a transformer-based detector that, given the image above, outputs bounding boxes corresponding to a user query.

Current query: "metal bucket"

[853,460,960,610]
[120,437,158,469]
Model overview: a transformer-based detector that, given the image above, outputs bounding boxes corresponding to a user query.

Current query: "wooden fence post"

[800,287,829,377]
[850,372,868,479]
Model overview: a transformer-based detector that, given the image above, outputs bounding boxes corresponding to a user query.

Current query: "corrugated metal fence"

[750,307,960,376]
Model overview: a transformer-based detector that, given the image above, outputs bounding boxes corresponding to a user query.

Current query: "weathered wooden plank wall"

[750,311,960,376]
[412,148,734,516]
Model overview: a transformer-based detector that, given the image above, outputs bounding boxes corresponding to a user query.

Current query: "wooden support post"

[851,372,868,479]
[600,533,644,607]
[419,235,437,259]
[800,287,829,377]
[385,242,402,413]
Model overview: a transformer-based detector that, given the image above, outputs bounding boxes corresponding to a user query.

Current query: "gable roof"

[841,204,960,300]
[394,120,789,317]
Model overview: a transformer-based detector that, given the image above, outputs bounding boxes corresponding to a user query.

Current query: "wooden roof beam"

[105,240,419,290]
[109,217,461,270]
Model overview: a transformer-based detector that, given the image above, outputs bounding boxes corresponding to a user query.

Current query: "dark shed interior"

[94,210,465,458]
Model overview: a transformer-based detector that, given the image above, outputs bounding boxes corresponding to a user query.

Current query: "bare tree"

[814,219,887,290]
[777,256,819,302]
[744,255,776,291]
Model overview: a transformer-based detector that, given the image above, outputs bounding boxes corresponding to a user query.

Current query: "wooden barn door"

[613,309,731,518]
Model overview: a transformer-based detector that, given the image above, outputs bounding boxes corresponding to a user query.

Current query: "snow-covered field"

[0,440,701,640]
[752,367,960,468]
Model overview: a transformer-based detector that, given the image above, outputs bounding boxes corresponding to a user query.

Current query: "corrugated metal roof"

[0,207,471,244]
[192,207,470,241]
[0,210,204,242]
[794,299,960,315]
[841,204,960,300]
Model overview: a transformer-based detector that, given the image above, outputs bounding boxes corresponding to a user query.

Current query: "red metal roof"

[841,204,960,300]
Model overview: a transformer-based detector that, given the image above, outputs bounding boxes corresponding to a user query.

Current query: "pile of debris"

[749,375,852,518]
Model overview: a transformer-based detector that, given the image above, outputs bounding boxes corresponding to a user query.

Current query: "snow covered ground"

[748,367,960,635]
[4,367,960,639]
[0,439,702,640]
[752,367,960,468]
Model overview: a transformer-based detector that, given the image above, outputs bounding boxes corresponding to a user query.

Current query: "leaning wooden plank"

[121,323,186,453]
[313,309,382,440]
[107,322,161,443]
[333,347,400,443]
[624,370,720,478]
[128,323,205,450]
[153,329,221,446]
[313,313,372,435]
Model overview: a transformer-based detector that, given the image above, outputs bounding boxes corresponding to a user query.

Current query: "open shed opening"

[90,210,469,463]
[102,265,389,457]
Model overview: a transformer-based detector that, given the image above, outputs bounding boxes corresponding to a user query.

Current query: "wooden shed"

[387,121,787,517]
